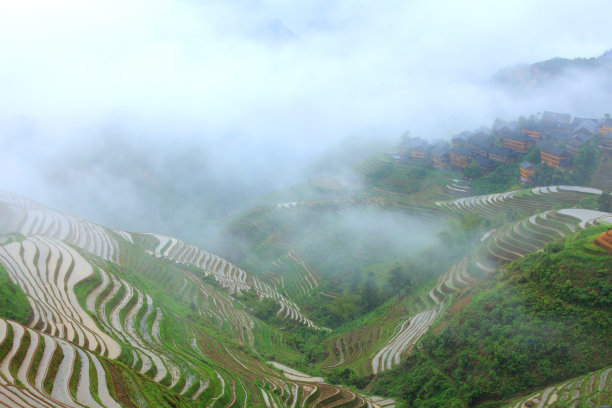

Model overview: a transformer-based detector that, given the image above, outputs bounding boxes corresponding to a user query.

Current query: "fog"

[1,0,611,242]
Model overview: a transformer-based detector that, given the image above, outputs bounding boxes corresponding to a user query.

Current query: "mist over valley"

[0,1,611,407]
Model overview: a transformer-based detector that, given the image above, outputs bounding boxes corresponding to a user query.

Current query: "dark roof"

[542,111,571,122]
[409,142,430,152]
[520,161,536,170]
[468,139,494,150]
[540,143,570,157]
[493,120,518,131]
[572,117,596,123]
[469,131,492,142]
[431,147,450,157]
[488,145,518,157]
[473,156,498,169]
[570,132,591,142]
[450,146,473,157]
[602,119,612,128]
[541,129,570,141]
[502,133,533,142]
[573,127,593,137]
[574,121,598,133]
[497,125,517,135]
[566,139,583,150]
[521,122,541,131]
[400,137,428,149]
[541,121,573,131]
[451,131,471,142]
[572,117,598,127]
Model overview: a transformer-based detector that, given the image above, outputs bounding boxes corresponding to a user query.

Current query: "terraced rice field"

[505,366,612,407]
[0,235,121,358]
[371,308,438,374]
[477,209,612,268]
[226,192,444,310]
[84,267,184,387]
[2,185,608,407]
[0,317,122,408]
[370,256,476,375]
[227,196,401,302]
[444,178,471,195]
[0,191,124,263]
[137,232,319,329]
[364,189,612,376]
[0,232,213,396]
[435,185,608,219]
[0,190,394,407]
[320,253,478,377]
[590,155,612,191]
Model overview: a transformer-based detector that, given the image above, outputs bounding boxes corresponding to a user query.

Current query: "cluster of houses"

[397,111,612,184]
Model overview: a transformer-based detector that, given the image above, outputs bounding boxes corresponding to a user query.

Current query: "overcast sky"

[2,0,611,138]
[0,0,611,231]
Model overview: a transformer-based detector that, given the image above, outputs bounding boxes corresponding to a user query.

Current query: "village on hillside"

[396,111,612,188]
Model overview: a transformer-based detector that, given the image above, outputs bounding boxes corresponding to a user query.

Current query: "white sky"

[1,0,611,143]
[0,0,611,230]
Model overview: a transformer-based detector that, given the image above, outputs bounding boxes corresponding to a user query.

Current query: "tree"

[460,213,488,232]
[598,191,612,212]
[524,147,541,164]
[463,162,482,179]
[535,163,554,185]
[573,141,600,184]
[386,266,411,296]
[253,297,277,321]
[361,272,381,313]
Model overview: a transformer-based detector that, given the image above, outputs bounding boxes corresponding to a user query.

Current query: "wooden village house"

[431,147,450,169]
[487,145,518,164]
[540,144,572,169]
[502,133,535,153]
[520,161,536,184]
[521,123,542,142]
[450,146,473,168]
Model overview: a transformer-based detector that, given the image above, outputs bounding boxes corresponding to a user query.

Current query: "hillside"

[212,155,612,406]
[493,49,612,90]
[0,190,384,407]
[373,225,612,407]
[0,154,611,407]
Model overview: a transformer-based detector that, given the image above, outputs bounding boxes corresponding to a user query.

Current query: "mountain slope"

[0,190,385,407]
[373,224,612,407]
[493,49,612,90]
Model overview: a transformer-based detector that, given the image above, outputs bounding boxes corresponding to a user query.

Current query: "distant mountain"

[493,49,612,90]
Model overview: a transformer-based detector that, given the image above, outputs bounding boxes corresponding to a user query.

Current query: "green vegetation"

[469,161,520,194]
[44,344,64,394]
[236,290,278,322]
[0,323,14,362]
[532,136,601,187]
[599,190,612,211]
[10,330,30,379]
[1,136,611,408]
[359,154,452,198]
[0,263,32,324]
[373,225,612,407]
[69,351,82,399]
[28,335,44,384]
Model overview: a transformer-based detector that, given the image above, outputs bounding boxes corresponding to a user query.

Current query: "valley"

[0,136,610,407]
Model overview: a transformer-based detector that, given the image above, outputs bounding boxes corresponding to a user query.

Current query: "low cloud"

[0,0,611,238]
